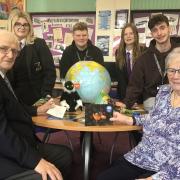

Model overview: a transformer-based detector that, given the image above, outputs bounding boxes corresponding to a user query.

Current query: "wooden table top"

[32,112,142,132]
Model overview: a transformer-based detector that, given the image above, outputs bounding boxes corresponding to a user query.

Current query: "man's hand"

[37,98,55,115]
[35,158,63,180]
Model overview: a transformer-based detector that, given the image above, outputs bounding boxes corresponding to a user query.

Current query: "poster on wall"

[164,13,179,36]
[132,11,180,47]
[112,35,121,56]
[96,35,110,56]
[31,13,96,66]
[98,10,111,30]
[0,0,25,19]
[115,9,128,29]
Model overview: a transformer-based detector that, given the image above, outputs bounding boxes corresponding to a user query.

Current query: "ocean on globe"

[65,61,111,104]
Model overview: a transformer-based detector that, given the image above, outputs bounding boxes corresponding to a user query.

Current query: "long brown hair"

[116,23,141,69]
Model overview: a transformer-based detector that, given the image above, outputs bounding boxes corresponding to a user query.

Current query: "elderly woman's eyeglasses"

[166,68,180,75]
[0,46,19,56]
[14,22,29,29]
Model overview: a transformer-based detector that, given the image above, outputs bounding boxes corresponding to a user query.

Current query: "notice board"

[31,12,96,82]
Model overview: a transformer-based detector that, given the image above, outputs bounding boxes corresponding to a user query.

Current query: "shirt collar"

[20,39,26,49]
[126,49,132,54]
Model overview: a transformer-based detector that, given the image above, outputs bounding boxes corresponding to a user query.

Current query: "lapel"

[0,75,18,101]
[122,64,129,80]
[25,45,33,78]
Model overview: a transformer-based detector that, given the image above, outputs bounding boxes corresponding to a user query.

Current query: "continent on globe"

[65,61,111,104]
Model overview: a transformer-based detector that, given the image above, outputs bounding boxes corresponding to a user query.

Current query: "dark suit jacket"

[0,76,41,178]
[7,38,56,105]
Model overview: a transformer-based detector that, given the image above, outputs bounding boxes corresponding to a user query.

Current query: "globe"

[65,61,111,104]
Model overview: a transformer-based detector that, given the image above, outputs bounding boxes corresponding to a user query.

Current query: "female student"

[7,11,56,105]
[115,23,146,102]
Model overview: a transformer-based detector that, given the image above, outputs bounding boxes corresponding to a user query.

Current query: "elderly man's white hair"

[0,30,19,49]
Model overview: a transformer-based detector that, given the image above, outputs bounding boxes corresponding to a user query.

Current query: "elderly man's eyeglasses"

[166,68,180,75]
[0,46,19,56]
[14,22,29,29]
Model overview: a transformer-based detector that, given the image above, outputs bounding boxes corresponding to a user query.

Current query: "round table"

[32,114,141,180]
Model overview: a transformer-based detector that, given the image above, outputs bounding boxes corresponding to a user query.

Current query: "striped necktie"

[4,76,17,99]
[126,52,131,77]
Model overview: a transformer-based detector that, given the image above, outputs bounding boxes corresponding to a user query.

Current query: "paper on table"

[47,105,66,118]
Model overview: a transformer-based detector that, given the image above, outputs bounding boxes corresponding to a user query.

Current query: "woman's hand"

[37,98,55,115]
[35,158,63,180]
[115,101,126,108]
[136,177,152,180]
[110,111,133,125]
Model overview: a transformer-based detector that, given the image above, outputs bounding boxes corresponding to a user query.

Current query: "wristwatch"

[132,112,140,125]
[132,116,136,125]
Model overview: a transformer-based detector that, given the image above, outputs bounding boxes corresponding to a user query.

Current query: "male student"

[59,22,104,79]
[117,14,180,111]
[0,30,72,180]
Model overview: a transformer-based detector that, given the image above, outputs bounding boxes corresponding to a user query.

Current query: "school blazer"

[8,38,56,105]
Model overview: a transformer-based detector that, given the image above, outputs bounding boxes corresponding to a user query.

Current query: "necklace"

[172,91,180,108]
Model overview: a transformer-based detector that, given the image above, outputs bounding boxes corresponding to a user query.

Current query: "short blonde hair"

[73,22,88,32]
[7,11,36,44]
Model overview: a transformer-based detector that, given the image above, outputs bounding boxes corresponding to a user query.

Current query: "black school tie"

[4,76,17,99]
[19,42,22,50]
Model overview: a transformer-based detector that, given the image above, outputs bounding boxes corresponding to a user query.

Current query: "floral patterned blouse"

[125,85,180,180]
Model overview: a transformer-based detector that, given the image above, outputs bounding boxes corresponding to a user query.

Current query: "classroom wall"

[26,0,96,12]
[96,0,130,62]
[26,0,180,13]
[131,0,180,10]
[25,0,180,78]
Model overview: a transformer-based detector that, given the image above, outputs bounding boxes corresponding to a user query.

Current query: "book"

[85,104,113,126]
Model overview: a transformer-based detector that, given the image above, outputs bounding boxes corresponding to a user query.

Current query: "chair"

[35,126,74,151]
[109,131,139,164]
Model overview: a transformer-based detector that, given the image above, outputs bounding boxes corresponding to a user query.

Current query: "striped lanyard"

[76,50,88,61]
[153,53,166,85]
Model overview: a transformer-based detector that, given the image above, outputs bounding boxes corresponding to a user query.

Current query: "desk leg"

[83,132,92,180]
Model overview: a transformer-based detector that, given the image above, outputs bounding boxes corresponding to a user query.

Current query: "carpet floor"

[37,131,133,180]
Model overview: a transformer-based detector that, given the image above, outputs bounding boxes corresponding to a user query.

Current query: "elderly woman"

[7,11,56,105]
[97,47,180,180]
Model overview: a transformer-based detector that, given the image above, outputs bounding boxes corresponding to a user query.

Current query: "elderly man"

[0,30,72,180]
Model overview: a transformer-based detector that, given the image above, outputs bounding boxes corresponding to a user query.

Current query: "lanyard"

[153,53,166,85]
[76,50,88,61]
